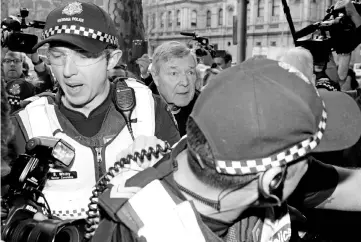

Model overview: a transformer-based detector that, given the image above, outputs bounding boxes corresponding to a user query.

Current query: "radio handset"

[112,79,136,140]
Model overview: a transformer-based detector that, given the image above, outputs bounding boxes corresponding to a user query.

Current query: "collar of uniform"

[59,82,113,119]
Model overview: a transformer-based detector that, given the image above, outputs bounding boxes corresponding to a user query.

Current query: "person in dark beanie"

[93,57,361,242]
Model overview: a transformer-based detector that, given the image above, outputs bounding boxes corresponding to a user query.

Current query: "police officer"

[8,1,180,221]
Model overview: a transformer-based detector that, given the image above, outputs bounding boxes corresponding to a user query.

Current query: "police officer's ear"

[259,166,284,198]
[106,50,123,71]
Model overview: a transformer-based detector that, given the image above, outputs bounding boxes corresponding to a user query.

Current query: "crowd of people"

[1,1,361,242]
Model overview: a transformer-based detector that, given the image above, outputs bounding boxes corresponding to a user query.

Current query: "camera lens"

[54,226,80,242]
[54,230,70,242]
[6,219,37,242]
[26,222,81,242]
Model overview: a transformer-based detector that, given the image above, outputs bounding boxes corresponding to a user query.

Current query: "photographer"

[1,49,36,113]
[2,40,55,113]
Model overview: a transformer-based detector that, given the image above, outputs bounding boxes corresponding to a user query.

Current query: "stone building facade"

[143,0,361,64]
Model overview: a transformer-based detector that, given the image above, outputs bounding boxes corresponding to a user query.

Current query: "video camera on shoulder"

[1,8,45,53]
[295,1,361,61]
[180,32,216,58]
[1,136,85,242]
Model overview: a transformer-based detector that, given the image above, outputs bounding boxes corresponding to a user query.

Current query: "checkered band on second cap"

[215,101,328,175]
[42,25,119,47]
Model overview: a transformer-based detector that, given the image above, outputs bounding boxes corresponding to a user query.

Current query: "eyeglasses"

[257,165,288,207]
[3,59,22,65]
[46,49,106,67]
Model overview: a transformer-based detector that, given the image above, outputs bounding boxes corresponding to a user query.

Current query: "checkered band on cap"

[215,100,328,175]
[52,208,87,219]
[8,98,20,106]
[41,25,119,47]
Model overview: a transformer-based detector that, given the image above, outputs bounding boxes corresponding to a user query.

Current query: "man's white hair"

[151,41,197,75]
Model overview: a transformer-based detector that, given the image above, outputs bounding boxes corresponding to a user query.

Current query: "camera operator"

[5,1,179,225]
[316,1,361,88]
[214,50,232,70]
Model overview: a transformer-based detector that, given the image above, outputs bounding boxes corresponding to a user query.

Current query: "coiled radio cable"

[84,142,172,239]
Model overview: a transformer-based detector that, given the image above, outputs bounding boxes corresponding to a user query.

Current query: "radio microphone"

[113,79,136,140]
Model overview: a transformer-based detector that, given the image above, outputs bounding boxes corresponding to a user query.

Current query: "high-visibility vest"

[16,80,155,219]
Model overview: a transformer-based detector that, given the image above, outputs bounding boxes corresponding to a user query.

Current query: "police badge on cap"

[62,2,83,16]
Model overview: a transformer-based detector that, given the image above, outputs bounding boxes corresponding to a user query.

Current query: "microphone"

[113,79,136,140]
[295,23,319,40]
[180,32,196,37]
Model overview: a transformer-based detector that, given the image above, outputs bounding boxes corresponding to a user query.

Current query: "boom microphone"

[180,32,196,37]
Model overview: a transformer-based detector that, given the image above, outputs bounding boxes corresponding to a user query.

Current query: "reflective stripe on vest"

[116,180,207,242]
[17,80,155,219]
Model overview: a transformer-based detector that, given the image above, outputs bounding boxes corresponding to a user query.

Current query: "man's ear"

[150,69,160,87]
[107,50,123,70]
[259,166,283,197]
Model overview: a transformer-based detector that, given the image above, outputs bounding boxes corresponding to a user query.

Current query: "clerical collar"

[167,104,181,114]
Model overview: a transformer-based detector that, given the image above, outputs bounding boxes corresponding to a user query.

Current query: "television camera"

[1,136,85,242]
[284,0,361,64]
[180,32,216,59]
[1,8,45,53]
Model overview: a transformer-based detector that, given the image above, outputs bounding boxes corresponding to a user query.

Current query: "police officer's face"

[49,46,110,109]
[154,54,197,107]
[2,51,23,79]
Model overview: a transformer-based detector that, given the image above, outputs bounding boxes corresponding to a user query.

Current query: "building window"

[227,7,234,26]
[191,10,197,27]
[206,10,211,27]
[176,10,181,27]
[160,12,164,28]
[270,41,276,46]
[168,11,172,27]
[218,8,223,26]
[256,42,261,46]
[152,13,156,29]
[271,0,280,17]
[257,0,264,18]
